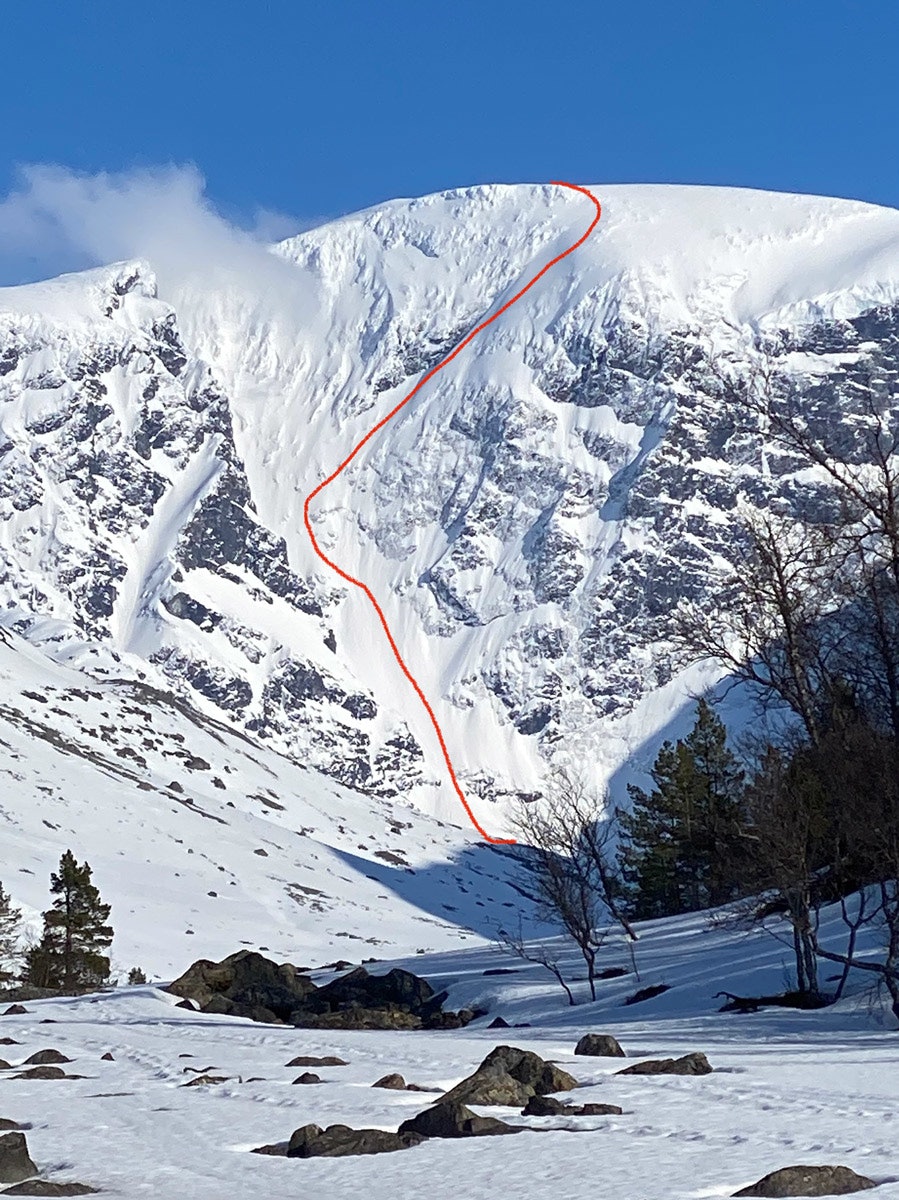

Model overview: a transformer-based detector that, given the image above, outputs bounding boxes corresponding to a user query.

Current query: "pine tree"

[23,851,113,993]
[618,701,747,918]
[0,881,22,985]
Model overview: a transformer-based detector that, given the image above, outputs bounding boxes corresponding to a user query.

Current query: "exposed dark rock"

[0,1120,22,1131]
[2,1007,28,1016]
[167,954,459,1031]
[478,1045,578,1094]
[167,950,316,1022]
[285,1123,424,1158]
[0,1131,37,1183]
[23,1051,72,1066]
[291,1073,321,1085]
[618,1052,712,1076]
[288,964,463,1030]
[304,966,434,1014]
[574,1033,626,1057]
[398,1101,521,1139]
[733,1165,877,1196]
[522,1095,624,1117]
[487,1017,511,1029]
[285,1056,347,1068]
[483,969,519,976]
[290,1008,423,1031]
[441,1070,532,1107]
[372,1073,406,1090]
[0,1060,10,1070]
[179,1074,228,1087]
[0,1039,20,1045]
[3,1184,101,1196]
[440,1045,578,1106]
[100,1053,114,1062]
[522,1095,571,1116]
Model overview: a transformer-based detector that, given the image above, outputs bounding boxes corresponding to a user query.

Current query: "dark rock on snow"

[372,1073,406,1090]
[2,1007,28,1016]
[3,1184,101,1196]
[167,950,315,1023]
[23,1051,72,1066]
[440,1045,578,1107]
[574,1033,625,1057]
[285,1055,347,1068]
[618,1052,712,1076]
[291,1073,321,1085]
[0,1119,23,1131]
[487,1017,511,1029]
[168,952,463,1030]
[0,1131,37,1184]
[441,1070,533,1107]
[398,1102,521,1139]
[285,1123,424,1158]
[733,1165,877,1196]
[521,1095,572,1116]
[522,1095,623,1117]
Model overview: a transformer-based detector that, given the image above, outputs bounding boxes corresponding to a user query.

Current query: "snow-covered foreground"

[2,911,897,1198]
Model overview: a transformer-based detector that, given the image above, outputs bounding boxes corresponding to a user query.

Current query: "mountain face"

[2,183,899,849]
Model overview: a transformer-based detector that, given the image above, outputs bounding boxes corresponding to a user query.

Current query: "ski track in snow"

[302,182,602,844]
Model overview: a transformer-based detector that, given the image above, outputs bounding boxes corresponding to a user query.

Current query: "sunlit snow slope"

[1,182,899,854]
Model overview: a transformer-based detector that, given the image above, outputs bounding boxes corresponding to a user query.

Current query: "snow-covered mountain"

[1,182,898,958]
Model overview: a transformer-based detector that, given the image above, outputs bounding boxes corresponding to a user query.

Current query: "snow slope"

[0,905,896,1199]
[0,181,898,915]
[0,627,530,977]
[173,183,899,811]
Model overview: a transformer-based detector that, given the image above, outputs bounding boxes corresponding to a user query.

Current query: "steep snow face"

[2,184,899,837]
[0,262,434,806]
[172,184,899,812]
[0,628,527,976]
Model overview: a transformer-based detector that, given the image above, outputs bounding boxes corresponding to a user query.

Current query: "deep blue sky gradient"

[2,0,897,233]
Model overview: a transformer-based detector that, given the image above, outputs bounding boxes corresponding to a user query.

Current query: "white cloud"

[0,163,327,348]
[0,162,320,292]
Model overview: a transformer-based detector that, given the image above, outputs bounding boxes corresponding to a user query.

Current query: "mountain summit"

[0,183,898,910]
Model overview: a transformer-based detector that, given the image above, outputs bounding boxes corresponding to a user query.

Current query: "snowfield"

[1,180,899,1197]
[1,910,898,1199]
[2,182,899,834]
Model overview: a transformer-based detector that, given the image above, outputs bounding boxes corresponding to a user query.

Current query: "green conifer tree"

[0,881,22,985]
[618,701,747,918]
[23,851,113,992]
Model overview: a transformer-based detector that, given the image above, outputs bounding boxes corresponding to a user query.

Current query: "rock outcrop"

[618,1052,712,1076]
[733,1165,877,1197]
[440,1045,578,1107]
[398,1102,521,1139]
[574,1033,625,1057]
[0,1131,37,1184]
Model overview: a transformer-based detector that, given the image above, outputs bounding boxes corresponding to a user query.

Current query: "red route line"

[303,182,602,845]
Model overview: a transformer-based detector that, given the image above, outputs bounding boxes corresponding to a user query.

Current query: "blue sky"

[0,0,896,283]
